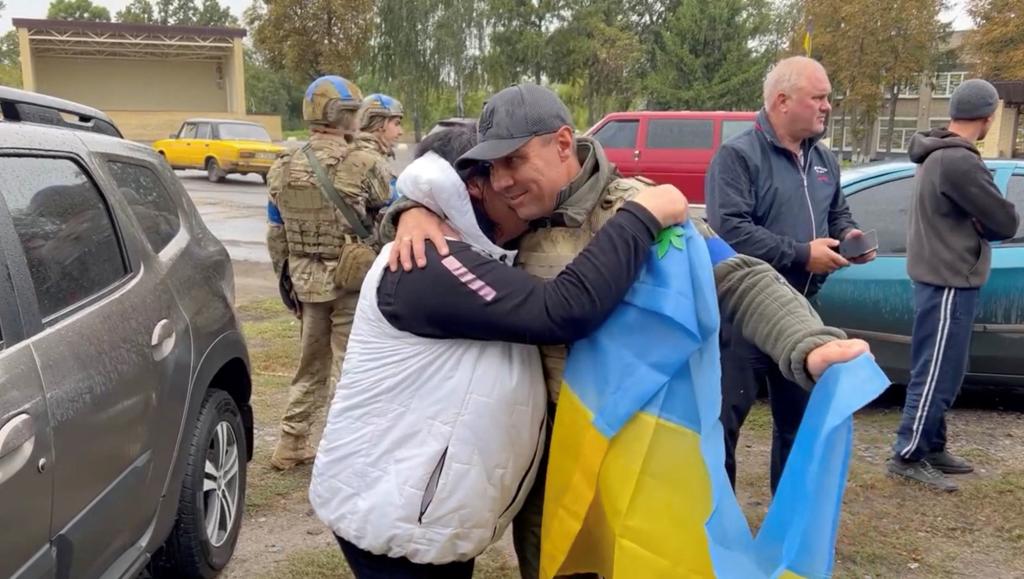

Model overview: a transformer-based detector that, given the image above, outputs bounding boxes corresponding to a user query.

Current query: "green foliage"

[645,0,780,111]
[0,30,20,88]
[115,0,156,23]
[47,0,111,21]
[247,0,374,85]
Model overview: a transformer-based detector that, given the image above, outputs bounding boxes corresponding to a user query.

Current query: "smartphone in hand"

[839,229,878,259]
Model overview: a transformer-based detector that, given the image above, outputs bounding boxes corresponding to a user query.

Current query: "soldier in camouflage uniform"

[356,93,404,208]
[266,75,390,470]
[357,94,404,156]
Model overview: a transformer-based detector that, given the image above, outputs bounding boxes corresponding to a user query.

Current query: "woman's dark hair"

[414,124,478,166]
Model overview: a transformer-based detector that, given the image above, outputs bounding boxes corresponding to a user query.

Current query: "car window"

[846,177,915,255]
[180,123,197,139]
[592,120,638,149]
[107,161,182,252]
[217,123,272,142]
[196,123,212,140]
[0,157,128,320]
[1006,175,1024,245]
[646,119,714,149]
[722,120,754,145]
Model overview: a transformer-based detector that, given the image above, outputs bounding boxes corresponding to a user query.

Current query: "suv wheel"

[151,390,247,578]
[206,158,226,183]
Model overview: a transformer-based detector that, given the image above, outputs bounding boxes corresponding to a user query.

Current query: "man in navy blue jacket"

[707,56,874,493]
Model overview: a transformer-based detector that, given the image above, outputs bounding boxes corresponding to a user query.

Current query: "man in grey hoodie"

[889,79,1020,492]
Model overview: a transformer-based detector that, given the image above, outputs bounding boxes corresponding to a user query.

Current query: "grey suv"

[0,88,253,578]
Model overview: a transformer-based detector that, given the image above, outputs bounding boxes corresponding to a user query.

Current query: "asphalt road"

[180,144,414,263]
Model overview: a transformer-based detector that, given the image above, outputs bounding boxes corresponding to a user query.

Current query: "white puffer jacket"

[308,153,547,564]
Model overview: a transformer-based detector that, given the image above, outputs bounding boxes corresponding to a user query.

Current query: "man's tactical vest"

[517,176,654,401]
[273,138,357,302]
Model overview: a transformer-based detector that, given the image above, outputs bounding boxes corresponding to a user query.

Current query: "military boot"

[270,432,317,470]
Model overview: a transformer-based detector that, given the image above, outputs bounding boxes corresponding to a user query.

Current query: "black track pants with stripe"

[894,282,979,462]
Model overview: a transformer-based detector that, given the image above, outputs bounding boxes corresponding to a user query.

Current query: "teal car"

[816,160,1024,390]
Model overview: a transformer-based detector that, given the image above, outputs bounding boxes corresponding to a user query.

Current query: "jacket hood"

[908,128,979,163]
[547,136,615,228]
[396,151,517,265]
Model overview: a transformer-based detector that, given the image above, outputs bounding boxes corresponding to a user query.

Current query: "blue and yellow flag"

[540,221,890,579]
[803,20,814,57]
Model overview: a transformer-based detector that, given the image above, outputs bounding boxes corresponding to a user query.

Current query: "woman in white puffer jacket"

[309,127,685,579]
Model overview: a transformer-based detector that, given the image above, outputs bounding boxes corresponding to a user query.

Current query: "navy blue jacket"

[706,109,858,297]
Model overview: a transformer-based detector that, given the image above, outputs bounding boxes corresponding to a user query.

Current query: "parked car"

[816,160,1024,390]
[0,87,253,578]
[427,117,477,136]
[153,118,284,184]
[586,110,757,203]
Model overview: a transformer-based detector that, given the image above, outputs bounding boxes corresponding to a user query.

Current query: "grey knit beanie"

[949,79,1000,120]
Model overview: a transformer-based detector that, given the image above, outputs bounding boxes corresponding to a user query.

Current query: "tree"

[128,0,236,26]
[195,0,238,27]
[116,0,157,23]
[47,0,111,21]
[0,27,20,88]
[966,0,1024,80]
[155,0,198,25]
[433,0,487,117]
[247,0,374,84]
[245,47,302,129]
[546,0,644,127]
[802,0,945,161]
[483,0,555,87]
[877,0,946,154]
[645,0,778,111]
[371,0,443,141]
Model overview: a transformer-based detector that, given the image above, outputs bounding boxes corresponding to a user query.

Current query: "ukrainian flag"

[540,221,890,579]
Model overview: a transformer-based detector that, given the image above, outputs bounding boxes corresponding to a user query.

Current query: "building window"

[887,75,922,99]
[877,118,920,153]
[932,72,967,98]
[828,117,853,152]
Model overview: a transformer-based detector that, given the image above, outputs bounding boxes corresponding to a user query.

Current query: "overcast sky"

[1,0,975,36]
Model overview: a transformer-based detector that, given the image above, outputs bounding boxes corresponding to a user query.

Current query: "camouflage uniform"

[354,93,405,206]
[266,76,390,470]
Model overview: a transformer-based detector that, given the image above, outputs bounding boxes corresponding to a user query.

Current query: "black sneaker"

[926,451,974,475]
[887,458,959,492]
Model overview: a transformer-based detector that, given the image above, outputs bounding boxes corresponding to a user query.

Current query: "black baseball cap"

[455,83,574,172]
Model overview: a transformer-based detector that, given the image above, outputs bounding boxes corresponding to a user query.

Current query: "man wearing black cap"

[384,83,871,578]
[888,79,1020,491]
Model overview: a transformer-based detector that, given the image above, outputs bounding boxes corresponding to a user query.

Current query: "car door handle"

[0,414,34,461]
[151,319,176,362]
[633,150,641,161]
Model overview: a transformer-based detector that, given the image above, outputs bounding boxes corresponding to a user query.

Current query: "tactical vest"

[517,177,652,401]
[273,139,356,302]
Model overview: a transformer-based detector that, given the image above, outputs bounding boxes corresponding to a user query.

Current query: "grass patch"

[246,450,312,514]
[266,547,351,579]
[240,299,301,377]
[262,545,519,579]
[238,298,293,323]
[742,402,772,436]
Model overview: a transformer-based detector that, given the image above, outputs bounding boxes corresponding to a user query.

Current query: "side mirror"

[168,133,177,139]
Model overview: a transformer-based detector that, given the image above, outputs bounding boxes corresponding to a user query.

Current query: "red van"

[586,111,757,203]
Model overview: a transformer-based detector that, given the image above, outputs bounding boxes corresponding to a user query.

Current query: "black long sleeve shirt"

[377,201,661,346]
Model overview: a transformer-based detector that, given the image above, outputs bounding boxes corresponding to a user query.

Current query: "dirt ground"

[226,260,1024,579]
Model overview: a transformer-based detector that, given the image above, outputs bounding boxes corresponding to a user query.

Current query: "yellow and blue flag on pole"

[540,221,890,579]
